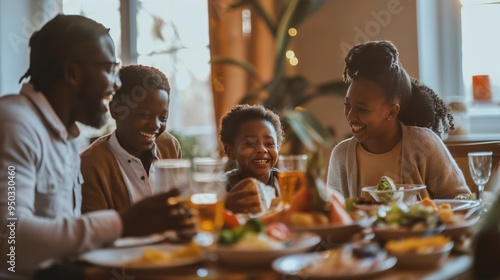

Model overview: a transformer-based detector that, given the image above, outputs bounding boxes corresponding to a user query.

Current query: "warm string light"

[287,28,298,66]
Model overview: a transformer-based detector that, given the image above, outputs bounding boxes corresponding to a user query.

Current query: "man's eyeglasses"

[74,60,121,77]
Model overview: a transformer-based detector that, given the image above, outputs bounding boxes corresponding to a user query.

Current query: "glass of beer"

[277,154,307,207]
[189,158,227,247]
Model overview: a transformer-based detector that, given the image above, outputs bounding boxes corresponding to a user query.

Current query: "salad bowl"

[362,184,426,204]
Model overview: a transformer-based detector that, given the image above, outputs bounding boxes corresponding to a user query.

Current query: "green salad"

[375,203,441,229]
[377,176,398,202]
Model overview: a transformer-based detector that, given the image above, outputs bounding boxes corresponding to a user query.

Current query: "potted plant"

[210,0,347,159]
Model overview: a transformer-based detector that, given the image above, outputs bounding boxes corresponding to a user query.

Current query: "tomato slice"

[265,222,290,241]
[223,210,240,229]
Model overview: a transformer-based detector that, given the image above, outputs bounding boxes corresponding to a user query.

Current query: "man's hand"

[119,188,194,237]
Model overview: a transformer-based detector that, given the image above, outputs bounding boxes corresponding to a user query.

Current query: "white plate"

[80,243,204,269]
[430,199,480,213]
[290,219,372,245]
[215,232,320,266]
[373,216,480,242]
[272,251,397,279]
[112,232,172,248]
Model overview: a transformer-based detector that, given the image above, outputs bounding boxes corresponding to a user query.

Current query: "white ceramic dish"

[289,219,371,245]
[112,232,172,248]
[389,241,454,269]
[272,251,397,279]
[215,232,320,267]
[373,216,480,242]
[80,243,204,269]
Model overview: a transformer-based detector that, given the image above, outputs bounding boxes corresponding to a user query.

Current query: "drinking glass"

[468,151,493,208]
[153,159,192,195]
[277,154,307,207]
[188,158,227,248]
[192,157,228,174]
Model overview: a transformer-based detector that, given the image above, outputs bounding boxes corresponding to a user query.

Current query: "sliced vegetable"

[217,218,266,245]
[265,222,291,241]
[243,218,265,234]
[223,210,241,229]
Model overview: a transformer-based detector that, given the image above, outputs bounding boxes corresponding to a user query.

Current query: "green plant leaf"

[267,0,327,108]
[296,107,333,146]
[284,108,316,152]
[283,107,333,151]
[273,0,300,82]
[295,80,348,106]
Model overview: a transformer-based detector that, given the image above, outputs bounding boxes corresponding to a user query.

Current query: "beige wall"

[295,0,418,84]
[291,0,418,148]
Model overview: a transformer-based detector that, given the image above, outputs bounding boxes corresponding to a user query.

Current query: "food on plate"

[266,222,291,241]
[329,190,354,224]
[385,234,452,254]
[420,197,438,211]
[374,203,440,230]
[232,178,276,214]
[126,242,201,265]
[223,210,241,229]
[232,232,285,250]
[281,184,353,227]
[418,198,460,224]
[218,218,291,250]
[300,244,387,275]
[454,193,476,200]
[375,198,468,231]
[287,211,329,227]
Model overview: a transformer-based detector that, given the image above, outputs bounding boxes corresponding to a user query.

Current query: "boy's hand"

[225,179,260,214]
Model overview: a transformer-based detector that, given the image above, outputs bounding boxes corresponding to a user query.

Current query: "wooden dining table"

[81,256,472,280]
[35,244,474,280]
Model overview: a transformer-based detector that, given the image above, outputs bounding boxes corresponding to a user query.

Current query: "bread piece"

[232,178,277,214]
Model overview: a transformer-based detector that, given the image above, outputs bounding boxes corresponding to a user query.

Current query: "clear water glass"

[468,151,493,208]
[153,159,192,194]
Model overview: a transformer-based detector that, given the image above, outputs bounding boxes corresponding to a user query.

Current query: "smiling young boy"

[80,64,182,213]
[219,104,285,213]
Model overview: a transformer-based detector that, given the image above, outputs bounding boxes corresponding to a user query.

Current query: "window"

[63,0,216,155]
[461,0,500,134]
[418,0,500,135]
[461,0,500,107]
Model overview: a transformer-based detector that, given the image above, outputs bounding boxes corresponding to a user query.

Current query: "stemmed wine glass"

[468,151,493,208]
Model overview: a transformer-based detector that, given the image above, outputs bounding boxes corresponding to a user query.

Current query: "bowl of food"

[385,235,454,268]
[362,176,426,204]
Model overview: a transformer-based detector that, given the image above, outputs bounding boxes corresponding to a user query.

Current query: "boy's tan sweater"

[80,132,182,213]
